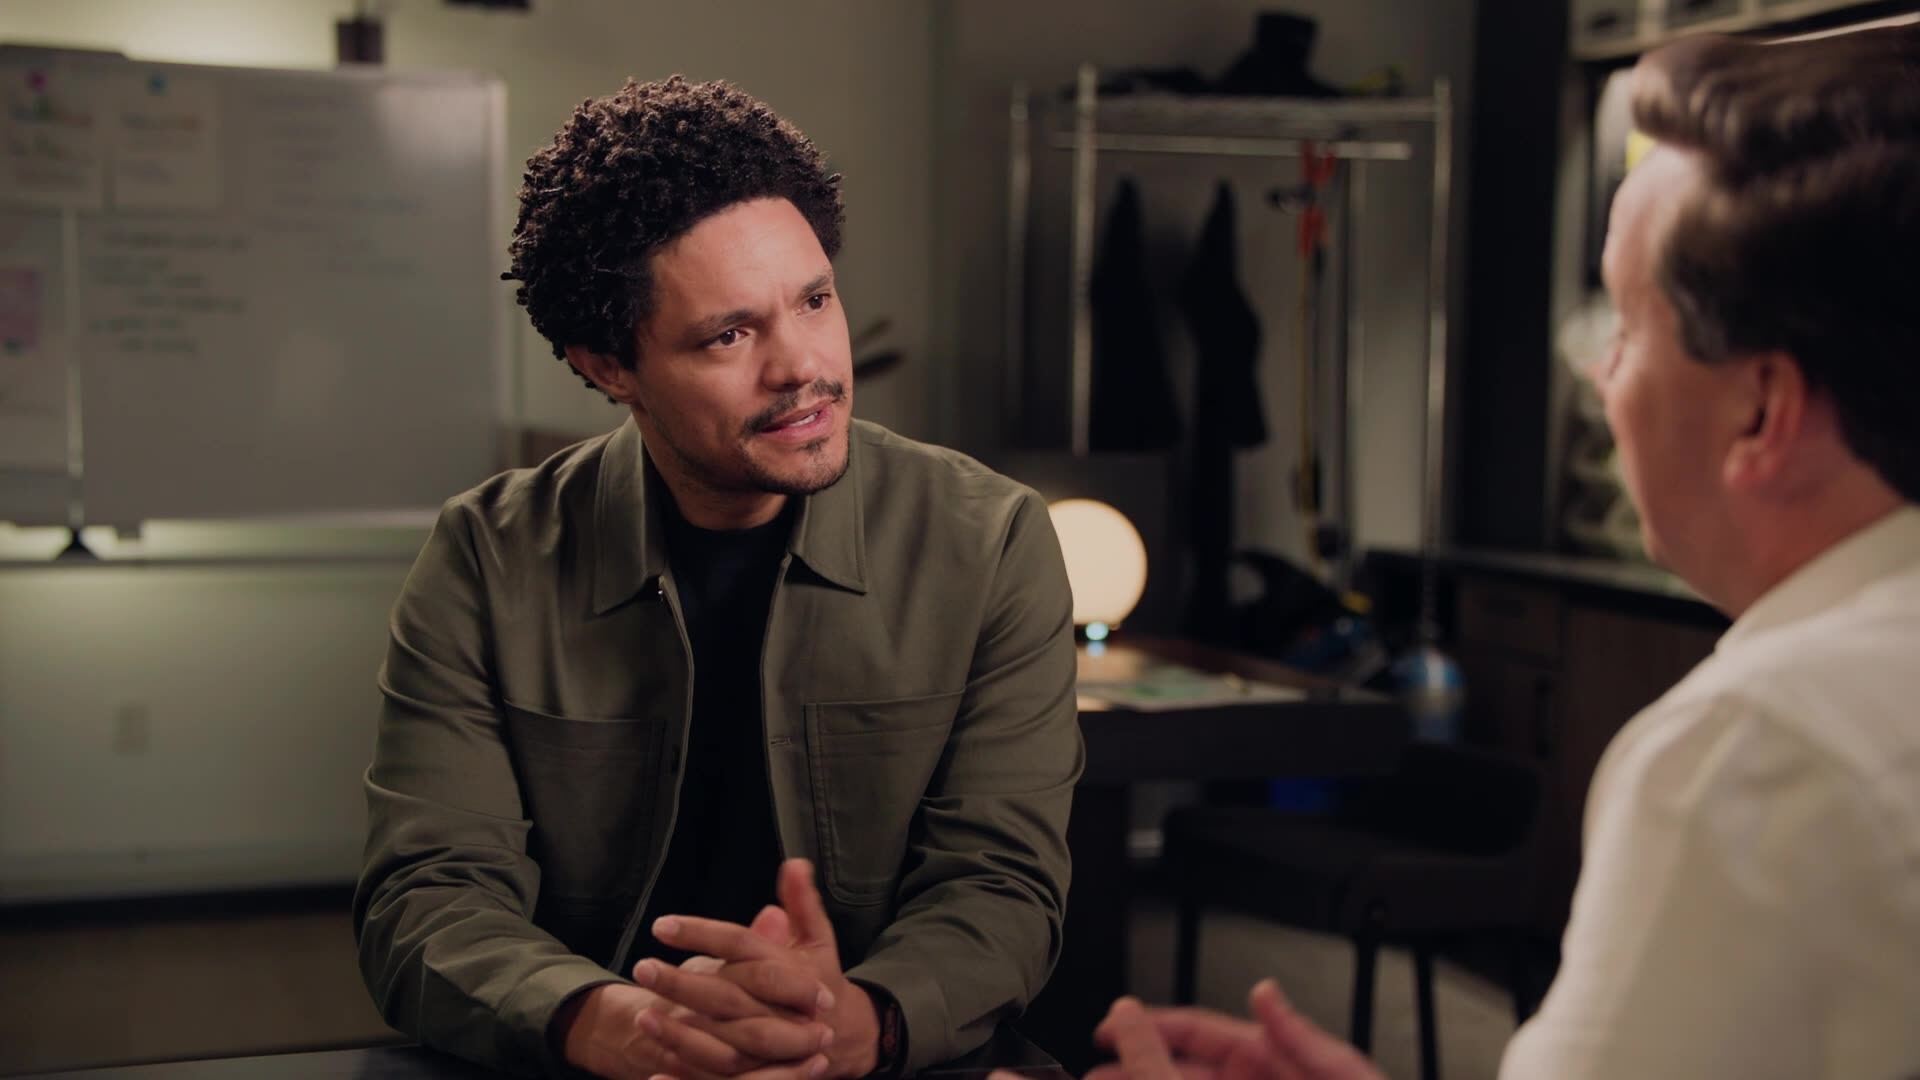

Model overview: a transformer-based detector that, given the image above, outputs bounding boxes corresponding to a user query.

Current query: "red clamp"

[1297,141,1339,260]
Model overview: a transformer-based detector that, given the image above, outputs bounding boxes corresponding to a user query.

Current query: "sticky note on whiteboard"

[0,267,40,354]
[110,70,220,211]
[0,64,106,211]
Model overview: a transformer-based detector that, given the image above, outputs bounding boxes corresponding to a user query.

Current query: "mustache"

[745,379,847,435]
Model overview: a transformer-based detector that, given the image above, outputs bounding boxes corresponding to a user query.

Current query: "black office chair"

[1164,742,1546,1080]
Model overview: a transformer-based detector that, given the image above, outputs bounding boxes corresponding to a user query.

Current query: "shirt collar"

[591,417,867,615]
[1718,504,1920,652]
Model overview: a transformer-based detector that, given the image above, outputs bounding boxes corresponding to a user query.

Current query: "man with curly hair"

[354,77,1082,1080]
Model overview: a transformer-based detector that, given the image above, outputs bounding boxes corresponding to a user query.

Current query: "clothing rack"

[1006,63,1452,599]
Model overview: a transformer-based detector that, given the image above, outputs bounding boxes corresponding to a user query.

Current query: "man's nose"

[762,328,826,390]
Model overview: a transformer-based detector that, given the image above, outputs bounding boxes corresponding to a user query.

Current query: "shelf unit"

[1572,0,1919,61]
[1005,64,1454,572]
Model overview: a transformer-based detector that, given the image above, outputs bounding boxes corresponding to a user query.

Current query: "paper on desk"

[1077,668,1306,711]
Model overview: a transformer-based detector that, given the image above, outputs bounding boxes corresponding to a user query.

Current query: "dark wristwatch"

[852,979,909,1079]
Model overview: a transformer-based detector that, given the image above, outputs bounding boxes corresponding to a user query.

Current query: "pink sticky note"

[0,268,42,354]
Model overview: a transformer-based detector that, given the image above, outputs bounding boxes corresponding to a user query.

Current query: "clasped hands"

[559,858,881,1080]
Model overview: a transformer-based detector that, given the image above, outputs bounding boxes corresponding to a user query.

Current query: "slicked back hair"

[1631,26,1920,502]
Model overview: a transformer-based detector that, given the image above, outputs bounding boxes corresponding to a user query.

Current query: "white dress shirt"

[1501,507,1920,1079]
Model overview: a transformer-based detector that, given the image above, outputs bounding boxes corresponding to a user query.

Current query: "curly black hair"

[503,76,845,396]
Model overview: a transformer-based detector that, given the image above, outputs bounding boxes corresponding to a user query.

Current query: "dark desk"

[48,1027,1068,1080]
[1022,637,1407,1071]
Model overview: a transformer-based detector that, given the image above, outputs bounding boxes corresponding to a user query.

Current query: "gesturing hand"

[1086,997,1277,1080]
[1243,980,1384,1080]
[1024,980,1383,1080]
[647,859,882,1080]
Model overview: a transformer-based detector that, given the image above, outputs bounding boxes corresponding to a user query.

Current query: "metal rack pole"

[1068,64,1098,457]
[1334,159,1365,592]
[1419,78,1454,639]
[1087,95,1444,128]
[1045,133,1414,160]
[1004,82,1031,444]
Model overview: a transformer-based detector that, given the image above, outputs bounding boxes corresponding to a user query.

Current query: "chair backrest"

[1337,742,1546,856]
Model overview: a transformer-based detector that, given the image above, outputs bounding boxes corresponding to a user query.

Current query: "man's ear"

[1723,351,1808,494]
[564,344,641,407]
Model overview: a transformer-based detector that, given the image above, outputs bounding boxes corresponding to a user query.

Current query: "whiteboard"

[0,50,508,527]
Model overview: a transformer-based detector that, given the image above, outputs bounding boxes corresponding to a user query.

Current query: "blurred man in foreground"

[1061,23,1920,1080]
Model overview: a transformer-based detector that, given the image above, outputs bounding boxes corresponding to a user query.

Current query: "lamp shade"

[1047,498,1148,629]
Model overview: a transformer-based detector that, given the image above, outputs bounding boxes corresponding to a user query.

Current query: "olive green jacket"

[353,418,1083,1077]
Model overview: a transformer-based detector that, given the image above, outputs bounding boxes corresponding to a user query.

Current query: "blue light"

[1086,621,1110,642]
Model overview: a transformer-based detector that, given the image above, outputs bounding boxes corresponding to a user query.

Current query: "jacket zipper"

[609,573,695,974]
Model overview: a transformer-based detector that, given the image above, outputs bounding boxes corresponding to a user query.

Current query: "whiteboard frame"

[0,49,513,532]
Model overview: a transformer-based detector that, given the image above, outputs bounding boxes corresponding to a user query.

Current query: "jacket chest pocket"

[805,691,961,906]
[504,700,668,903]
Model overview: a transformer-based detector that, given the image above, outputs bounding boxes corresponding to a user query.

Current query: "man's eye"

[711,328,743,347]
[805,293,831,311]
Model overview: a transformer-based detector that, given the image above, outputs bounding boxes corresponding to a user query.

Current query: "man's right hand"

[553,982,673,1080]
[553,979,830,1080]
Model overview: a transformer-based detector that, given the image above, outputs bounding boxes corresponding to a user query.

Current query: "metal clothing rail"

[1004,62,1454,577]
[1043,134,1415,160]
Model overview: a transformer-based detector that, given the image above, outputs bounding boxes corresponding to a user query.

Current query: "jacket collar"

[591,417,867,614]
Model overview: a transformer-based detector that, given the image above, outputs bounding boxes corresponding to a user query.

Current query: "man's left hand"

[1085,997,1274,1080]
[1013,981,1382,1080]
[650,858,881,1080]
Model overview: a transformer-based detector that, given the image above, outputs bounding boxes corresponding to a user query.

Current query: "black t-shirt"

[634,498,792,965]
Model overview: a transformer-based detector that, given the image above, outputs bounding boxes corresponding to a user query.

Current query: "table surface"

[1026,634,1408,1071]
[46,1027,1069,1080]
[1078,634,1350,694]
[1073,636,1405,784]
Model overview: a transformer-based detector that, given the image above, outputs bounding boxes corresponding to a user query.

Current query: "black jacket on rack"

[1181,182,1267,449]
[1179,182,1267,641]
[1089,178,1182,452]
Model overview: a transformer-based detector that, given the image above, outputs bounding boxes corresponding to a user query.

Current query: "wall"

[0,0,936,898]
[0,559,410,899]
[928,0,1476,594]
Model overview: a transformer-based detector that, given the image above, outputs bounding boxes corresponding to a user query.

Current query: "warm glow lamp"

[1046,498,1148,638]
